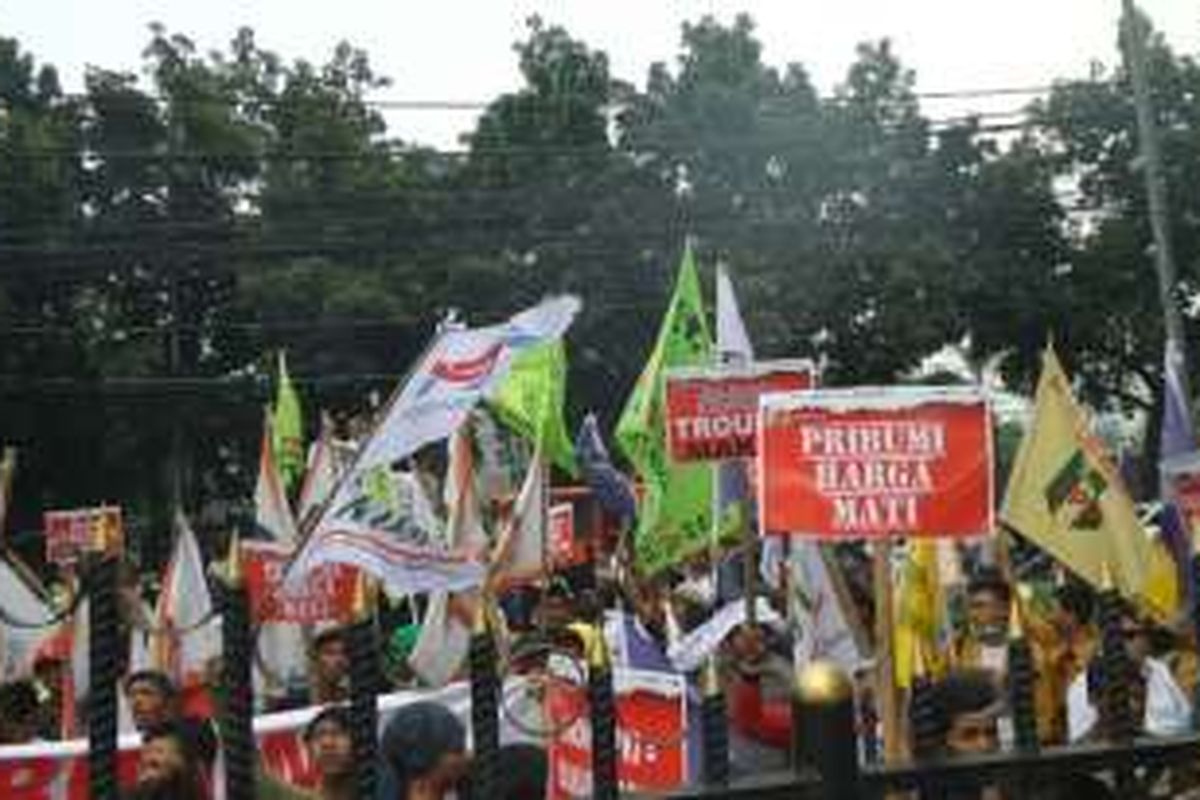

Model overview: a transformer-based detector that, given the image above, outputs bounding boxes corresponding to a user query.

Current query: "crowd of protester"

[3,537,1200,799]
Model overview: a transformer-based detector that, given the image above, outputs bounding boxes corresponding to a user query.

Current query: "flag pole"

[873,539,903,764]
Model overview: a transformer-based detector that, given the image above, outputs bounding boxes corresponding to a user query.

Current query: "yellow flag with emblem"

[1002,347,1158,613]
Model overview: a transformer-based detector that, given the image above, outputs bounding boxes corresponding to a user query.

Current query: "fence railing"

[61,540,1200,799]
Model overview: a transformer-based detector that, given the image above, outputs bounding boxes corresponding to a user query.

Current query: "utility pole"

[1121,0,1188,382]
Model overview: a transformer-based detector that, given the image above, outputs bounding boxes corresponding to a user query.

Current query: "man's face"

[307,718,353,779]
[138,736,186,786]
[314,637,349,686]
[1120,617,1151,665]
[945,710,998,756]
[968,589,1008,643]
[128,681,173,731]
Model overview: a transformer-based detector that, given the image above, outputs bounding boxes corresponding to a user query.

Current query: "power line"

[44,82,1091,110]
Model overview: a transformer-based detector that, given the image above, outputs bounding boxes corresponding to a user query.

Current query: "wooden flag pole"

[873,539,903,764]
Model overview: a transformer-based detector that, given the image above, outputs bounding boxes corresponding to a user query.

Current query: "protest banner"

[0,679,527,799]
[758,387,993,538]
[43,507,122,566]
[665,360,816,463]
[242,541,358,624]
[546,669,687,798]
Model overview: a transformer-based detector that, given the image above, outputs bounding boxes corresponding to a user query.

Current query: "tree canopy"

[0,13,1196,562]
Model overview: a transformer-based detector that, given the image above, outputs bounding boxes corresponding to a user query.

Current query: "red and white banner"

[0,680,514,799]
[242,541,357,624]
[547,669,687,798]
[548,503,587,568]
[758,387,993,538]
[665,360,815,462]
[43,507,122,566]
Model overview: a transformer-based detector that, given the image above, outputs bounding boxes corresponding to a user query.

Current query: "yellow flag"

[893,539,944,688]
[1001,347,1155,611]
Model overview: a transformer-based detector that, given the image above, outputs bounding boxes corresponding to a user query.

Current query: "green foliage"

[0,11,1196,559]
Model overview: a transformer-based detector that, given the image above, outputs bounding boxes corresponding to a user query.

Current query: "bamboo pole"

[873,540,903,764]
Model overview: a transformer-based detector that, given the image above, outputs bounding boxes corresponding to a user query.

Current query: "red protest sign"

[546,669,687,798]
[242,541,357,623]
[43,506,122,566]
[665,360,815,463]
[548,503,587,568]
[759,387,993,538]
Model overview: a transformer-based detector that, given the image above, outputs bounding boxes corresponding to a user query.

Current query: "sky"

[2,0,1197,147]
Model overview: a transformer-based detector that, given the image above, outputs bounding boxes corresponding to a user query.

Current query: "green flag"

[616,245,713,574]
[272,350,304,493]
[489,339,577,476]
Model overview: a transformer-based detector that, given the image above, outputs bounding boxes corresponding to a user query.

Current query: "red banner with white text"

[242,540,357,623]
[758,387,993,538]
[547,669,687,798]
[665,360,815,463]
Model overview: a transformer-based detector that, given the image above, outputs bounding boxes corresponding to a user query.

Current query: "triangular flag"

[0,554,52,680]
[297,413,340,530]
[489,340,577,475]
[272,351,305,494]
[151,513,220,688]
[492,441,547,586]
[445,419,489,556]
[256,409,299,545]
[1160,338,1195,467]
[1002,347,1155,611]
[616,245,713,574]
[714,265,755,546]
[716,263,753,364]
[576,414,637,524]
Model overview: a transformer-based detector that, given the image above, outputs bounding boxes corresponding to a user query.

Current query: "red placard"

[665,360,816,462]
[548,503,587,568]
[242,541,357,623]
[43,506,122,566]
[547,670,686,798]
[758,387,993,538]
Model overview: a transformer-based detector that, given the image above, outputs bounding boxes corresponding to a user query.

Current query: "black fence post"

[220,535,256,800]
[700,657,729,787]
[87,527,120,800]
[1098,575,1134,743]
[1007,599,1039,754]
[794,661,859,800]
[469,602,500,800]
[348,575,381,800]
[587,626,619,800]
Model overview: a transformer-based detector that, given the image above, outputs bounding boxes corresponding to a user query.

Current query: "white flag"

[0,556,51,680]
[256,410,299,545]
[288,296,579,595]
[788,541,866,673]
[151,513,220,687]
[297,413,340,529]
[716,264,753,364]
[492,442,547,585]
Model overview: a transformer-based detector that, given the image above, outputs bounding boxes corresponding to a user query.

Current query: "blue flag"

[576,413,637,525]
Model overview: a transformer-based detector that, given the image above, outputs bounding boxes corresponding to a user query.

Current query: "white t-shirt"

[1066,656,1191,741]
